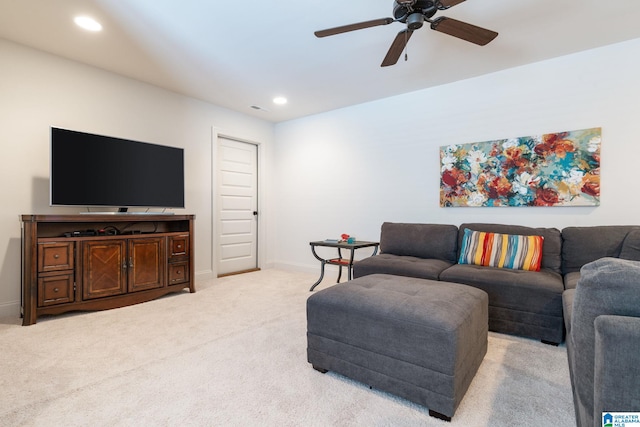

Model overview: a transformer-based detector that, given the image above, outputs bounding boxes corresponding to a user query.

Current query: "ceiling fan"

[314,0,498,67]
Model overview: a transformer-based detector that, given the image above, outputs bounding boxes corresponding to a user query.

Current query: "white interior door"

[217,137,258,276]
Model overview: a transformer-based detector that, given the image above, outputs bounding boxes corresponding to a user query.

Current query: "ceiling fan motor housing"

[393,0,438,22]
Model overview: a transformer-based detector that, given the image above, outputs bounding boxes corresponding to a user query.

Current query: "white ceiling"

[2,0,640,123]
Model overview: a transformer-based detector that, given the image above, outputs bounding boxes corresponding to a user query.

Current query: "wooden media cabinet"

[21,214,195,325]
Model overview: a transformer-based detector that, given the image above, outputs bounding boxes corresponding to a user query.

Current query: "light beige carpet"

[0,269,575,426]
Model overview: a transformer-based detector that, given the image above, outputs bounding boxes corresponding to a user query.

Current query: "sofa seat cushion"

[562,289,575,335]
[440,264,564,315]
[564,271,581,290]
[439,264,565,342]
[353,254,453,281]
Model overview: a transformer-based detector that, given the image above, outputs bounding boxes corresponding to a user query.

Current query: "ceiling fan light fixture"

[407,13,424,30]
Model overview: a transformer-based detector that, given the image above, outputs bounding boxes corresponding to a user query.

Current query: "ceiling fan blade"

[437,0,467,9]
[314,17,394,38]
[430,16,498,46]
[381,29,414,67]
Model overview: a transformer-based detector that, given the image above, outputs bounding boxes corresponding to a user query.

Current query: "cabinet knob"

[53,288,59,292]
[177,270,182,275]
[177,245,182,249]
[54,254,60,259]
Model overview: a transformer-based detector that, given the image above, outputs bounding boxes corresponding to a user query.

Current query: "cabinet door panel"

[128,238,165,292]
[82,240,127,300]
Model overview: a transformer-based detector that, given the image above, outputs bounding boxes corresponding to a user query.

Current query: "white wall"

[273,38,640,273]
[0,39,275,317]
[3,35,640,315]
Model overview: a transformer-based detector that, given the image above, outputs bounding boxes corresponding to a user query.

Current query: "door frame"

[211,128,264,278]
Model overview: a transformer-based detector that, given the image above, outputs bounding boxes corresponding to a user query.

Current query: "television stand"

[20,214,195,325]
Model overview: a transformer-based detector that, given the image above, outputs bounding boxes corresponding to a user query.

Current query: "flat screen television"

[50,127,185,211]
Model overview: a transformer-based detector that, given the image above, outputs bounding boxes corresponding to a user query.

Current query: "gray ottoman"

[307,274,488,421]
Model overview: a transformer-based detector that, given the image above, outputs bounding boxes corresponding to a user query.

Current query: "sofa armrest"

[594,315,640,418]
[571,257,640,427]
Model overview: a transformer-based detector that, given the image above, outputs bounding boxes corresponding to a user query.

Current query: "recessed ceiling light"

[74,16,102,32]
[273,96,288,105]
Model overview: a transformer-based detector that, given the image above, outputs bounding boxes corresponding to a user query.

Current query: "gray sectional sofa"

[323,221,640,425]
[354,222,640,345]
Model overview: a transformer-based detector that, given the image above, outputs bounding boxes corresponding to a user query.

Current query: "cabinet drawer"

[38,242,75,272]
[38,273,74,307]
[168,261,189,285]
[168,235,189,259]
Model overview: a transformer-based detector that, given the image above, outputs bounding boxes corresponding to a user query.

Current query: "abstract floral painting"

[440,127,601,207]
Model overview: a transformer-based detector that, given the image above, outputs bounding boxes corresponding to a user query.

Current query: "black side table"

[309,240,379,291]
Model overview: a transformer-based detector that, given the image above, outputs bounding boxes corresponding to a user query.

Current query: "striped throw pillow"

[458,229,544,271]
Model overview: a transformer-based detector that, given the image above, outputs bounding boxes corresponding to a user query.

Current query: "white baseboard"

[195,270,215,281]
[0,300,21,320]
[261,261,276,270]
[272,261,345,277]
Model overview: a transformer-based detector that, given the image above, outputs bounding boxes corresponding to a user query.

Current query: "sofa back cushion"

[458,223,562,274]
[619,229,640,261]
[380,222,458,262]
[562,226,640,273]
